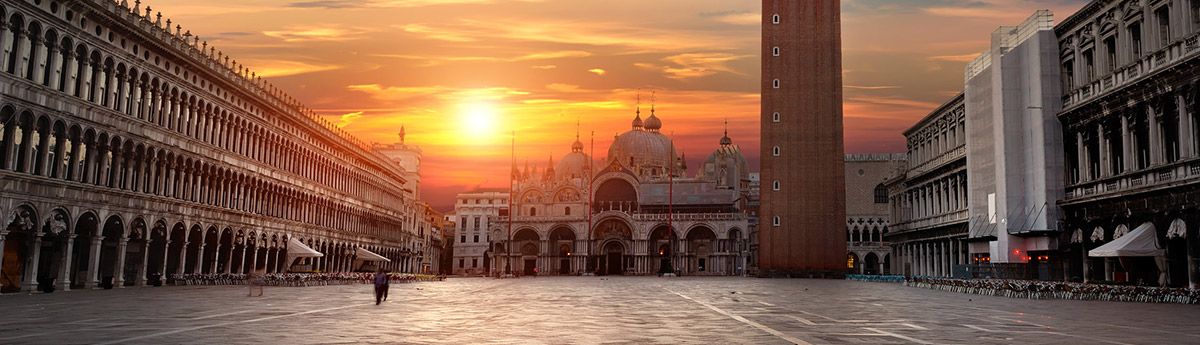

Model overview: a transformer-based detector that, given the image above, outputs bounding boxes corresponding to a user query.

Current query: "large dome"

[556,151,592,180]
[608,112,677,176]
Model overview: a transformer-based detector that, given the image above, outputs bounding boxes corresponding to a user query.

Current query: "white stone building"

[451,188,509,275]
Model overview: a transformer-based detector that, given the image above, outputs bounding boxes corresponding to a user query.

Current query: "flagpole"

[586,130,594,275]
[668,131,675,275]
[507,131,514,276]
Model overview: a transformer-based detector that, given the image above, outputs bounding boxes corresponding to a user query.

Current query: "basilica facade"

[488,108,752,276]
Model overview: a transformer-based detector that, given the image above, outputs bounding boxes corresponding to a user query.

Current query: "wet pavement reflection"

[1,276,1198,344]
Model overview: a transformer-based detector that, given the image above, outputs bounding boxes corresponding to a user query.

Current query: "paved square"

[1,277,1197,344]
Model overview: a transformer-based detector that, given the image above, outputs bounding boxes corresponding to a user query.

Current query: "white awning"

[287,238,324,258]
[1089,222,1163,257]
[355,247,391,262]
[285,238,324,270]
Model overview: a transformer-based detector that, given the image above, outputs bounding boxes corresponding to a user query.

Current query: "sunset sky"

[152,0,1088,210]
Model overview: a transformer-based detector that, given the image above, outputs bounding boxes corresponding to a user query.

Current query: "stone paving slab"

[0,277,1198,344]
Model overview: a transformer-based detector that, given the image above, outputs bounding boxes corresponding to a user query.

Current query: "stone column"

[136,240,151,286]
[196,244,207,274]
[159,240,171,280]
[1105,257,1114,281]
[1178,94,1194,158]
[1148,104,1162,165]
[113,238,128,287]
[0,232,6,291]
[1076,131,1088,181]
[20,233,42,292]
[1098,123,1110,177]
[1082,242,1091,282]
[57,235,76,291]
[1121,115,1133,173]
[84,235,103,289]
[177,242,188,275]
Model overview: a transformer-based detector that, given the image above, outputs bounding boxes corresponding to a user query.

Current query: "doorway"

[603,241,624,275]
[523,258,536,276]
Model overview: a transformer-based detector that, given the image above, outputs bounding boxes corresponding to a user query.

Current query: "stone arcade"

[0,0,426,293]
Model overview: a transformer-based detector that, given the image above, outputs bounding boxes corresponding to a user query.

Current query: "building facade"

[492,110,751,276]
[451,188,508,275]
[759,0,847,277]
[963,11,1068,280]
[886,95,970,277]
[1056,0,1200,287]
[373,127,422,199]
[0,0,422,293]
[845,154,905,275]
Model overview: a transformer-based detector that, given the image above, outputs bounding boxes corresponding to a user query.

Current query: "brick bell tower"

[758,0,846,277]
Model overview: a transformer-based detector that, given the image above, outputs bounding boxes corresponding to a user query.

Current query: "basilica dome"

[608,109,677,176]
[557,136,593,180]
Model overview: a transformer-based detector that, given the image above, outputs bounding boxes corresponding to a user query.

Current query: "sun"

[461,102,498,141]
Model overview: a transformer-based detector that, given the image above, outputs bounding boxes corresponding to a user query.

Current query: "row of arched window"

[0,105,409,241]
[0,5,408,210]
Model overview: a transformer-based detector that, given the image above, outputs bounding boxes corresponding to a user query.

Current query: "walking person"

[374,268,389,305]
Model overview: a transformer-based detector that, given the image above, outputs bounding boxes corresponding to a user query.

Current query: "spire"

[633,88,644,130]
[644,91,662,132]
[720,117,732,147]
[399,125,406,144]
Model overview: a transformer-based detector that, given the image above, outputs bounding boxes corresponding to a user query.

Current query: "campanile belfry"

[758,0,846,277]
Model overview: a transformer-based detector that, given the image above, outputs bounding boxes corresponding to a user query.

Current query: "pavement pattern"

[0,277,1198,344]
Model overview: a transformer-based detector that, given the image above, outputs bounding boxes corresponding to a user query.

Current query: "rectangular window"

[459,258,464,268]
[1062,60,1074,91]
[472,258,478,268]
[1130,23,1143,58]
[460,216,467,229]
[473,235,479,242]
[460,235,466,243]
[473,217,480,229]
[1104,36,1117,73]
[1156,7,1171,47]
[1194,1,1200,24]
[1082,49,1094,81]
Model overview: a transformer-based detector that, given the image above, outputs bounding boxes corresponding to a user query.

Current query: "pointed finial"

[175,24,181,36]
[724,116,728,137]
[166,19,172,29]
[650,90,656,115]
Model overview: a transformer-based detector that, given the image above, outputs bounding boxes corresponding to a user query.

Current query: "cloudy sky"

[151,0,1087,210]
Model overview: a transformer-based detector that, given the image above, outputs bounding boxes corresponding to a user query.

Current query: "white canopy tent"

[285,238,325,271]
[1089,222,1163,257]
[355,247,391,262]
[1089,222,1167,286]
[353,247,391,272]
